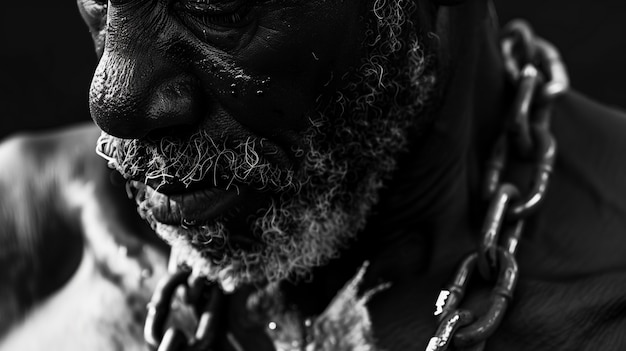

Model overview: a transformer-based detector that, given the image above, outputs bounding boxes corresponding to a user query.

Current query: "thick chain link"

[142,20,570,351]
[144,268,223,351]
[425,20,569,351]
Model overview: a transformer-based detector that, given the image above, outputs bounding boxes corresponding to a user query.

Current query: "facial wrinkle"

[95,0,438,289]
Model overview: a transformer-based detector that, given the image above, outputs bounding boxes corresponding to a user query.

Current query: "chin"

[144,169,384,291]
[96,14,438,291]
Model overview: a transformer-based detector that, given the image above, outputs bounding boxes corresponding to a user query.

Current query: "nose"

[89,48,204,139]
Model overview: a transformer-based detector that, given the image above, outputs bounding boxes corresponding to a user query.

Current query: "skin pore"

[81,0,440,290]
[5,1,626,350]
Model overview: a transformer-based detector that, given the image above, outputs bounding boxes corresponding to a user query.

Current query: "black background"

[1,2,625,140]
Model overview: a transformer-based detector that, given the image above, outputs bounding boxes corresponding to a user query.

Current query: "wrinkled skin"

[1,0,626,350]
[85,0,365,139]
[82,0,438,288]
[85,0,370,282]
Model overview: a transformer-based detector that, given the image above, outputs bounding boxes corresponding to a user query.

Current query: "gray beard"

[95,2,437,290]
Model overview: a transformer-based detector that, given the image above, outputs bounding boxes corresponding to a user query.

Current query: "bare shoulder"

[0,122,114,229]
[0,124,169,346]
[0,123,106,336]
[0,122,102,175]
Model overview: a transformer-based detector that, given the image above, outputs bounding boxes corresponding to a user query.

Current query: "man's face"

[79,0,437,289]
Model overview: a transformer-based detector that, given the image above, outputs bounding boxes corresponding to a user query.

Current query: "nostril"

[89,41,206,139]
[143,79,206,141]
[90,69,206,140]
[146,77,205,130]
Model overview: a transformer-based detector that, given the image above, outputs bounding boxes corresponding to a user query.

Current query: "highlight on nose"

[144,77,204,139]
[89,56,203,140]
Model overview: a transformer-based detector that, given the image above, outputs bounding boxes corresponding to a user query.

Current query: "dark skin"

[2,0,626,349]
[82,0,373,231]
[84,0,365,142]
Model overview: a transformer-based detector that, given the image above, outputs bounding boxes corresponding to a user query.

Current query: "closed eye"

[176,0,252,28]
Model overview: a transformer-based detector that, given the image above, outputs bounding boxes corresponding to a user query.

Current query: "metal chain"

[425,20,569,351]
[144,269,223,351]
[142,20,570,351]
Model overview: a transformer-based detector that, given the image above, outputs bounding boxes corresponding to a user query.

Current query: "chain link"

[142,20,570,351]
[477,184,519,279]
[144,269,223,351]
[425,20,569,351]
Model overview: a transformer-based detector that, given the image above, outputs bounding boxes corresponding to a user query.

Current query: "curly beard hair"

[96,0,438,290]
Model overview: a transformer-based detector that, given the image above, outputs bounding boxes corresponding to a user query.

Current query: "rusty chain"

[144,268,223,351]
[425,20,568,351]
[142,19,569,351]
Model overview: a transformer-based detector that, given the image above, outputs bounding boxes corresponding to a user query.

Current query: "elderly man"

[2,0,626,350]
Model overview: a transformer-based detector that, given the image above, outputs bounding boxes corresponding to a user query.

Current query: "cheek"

[191,1,366,140]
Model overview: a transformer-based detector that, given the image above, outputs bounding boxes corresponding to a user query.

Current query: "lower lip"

[145,185,246,226]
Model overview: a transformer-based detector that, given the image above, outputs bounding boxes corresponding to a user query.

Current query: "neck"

[368,0,509,265]
[282,0,512,315]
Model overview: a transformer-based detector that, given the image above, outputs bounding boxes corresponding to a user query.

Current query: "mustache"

[95,130,296,191]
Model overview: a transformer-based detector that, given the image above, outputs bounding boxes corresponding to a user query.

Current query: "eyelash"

[197,11,245,26]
